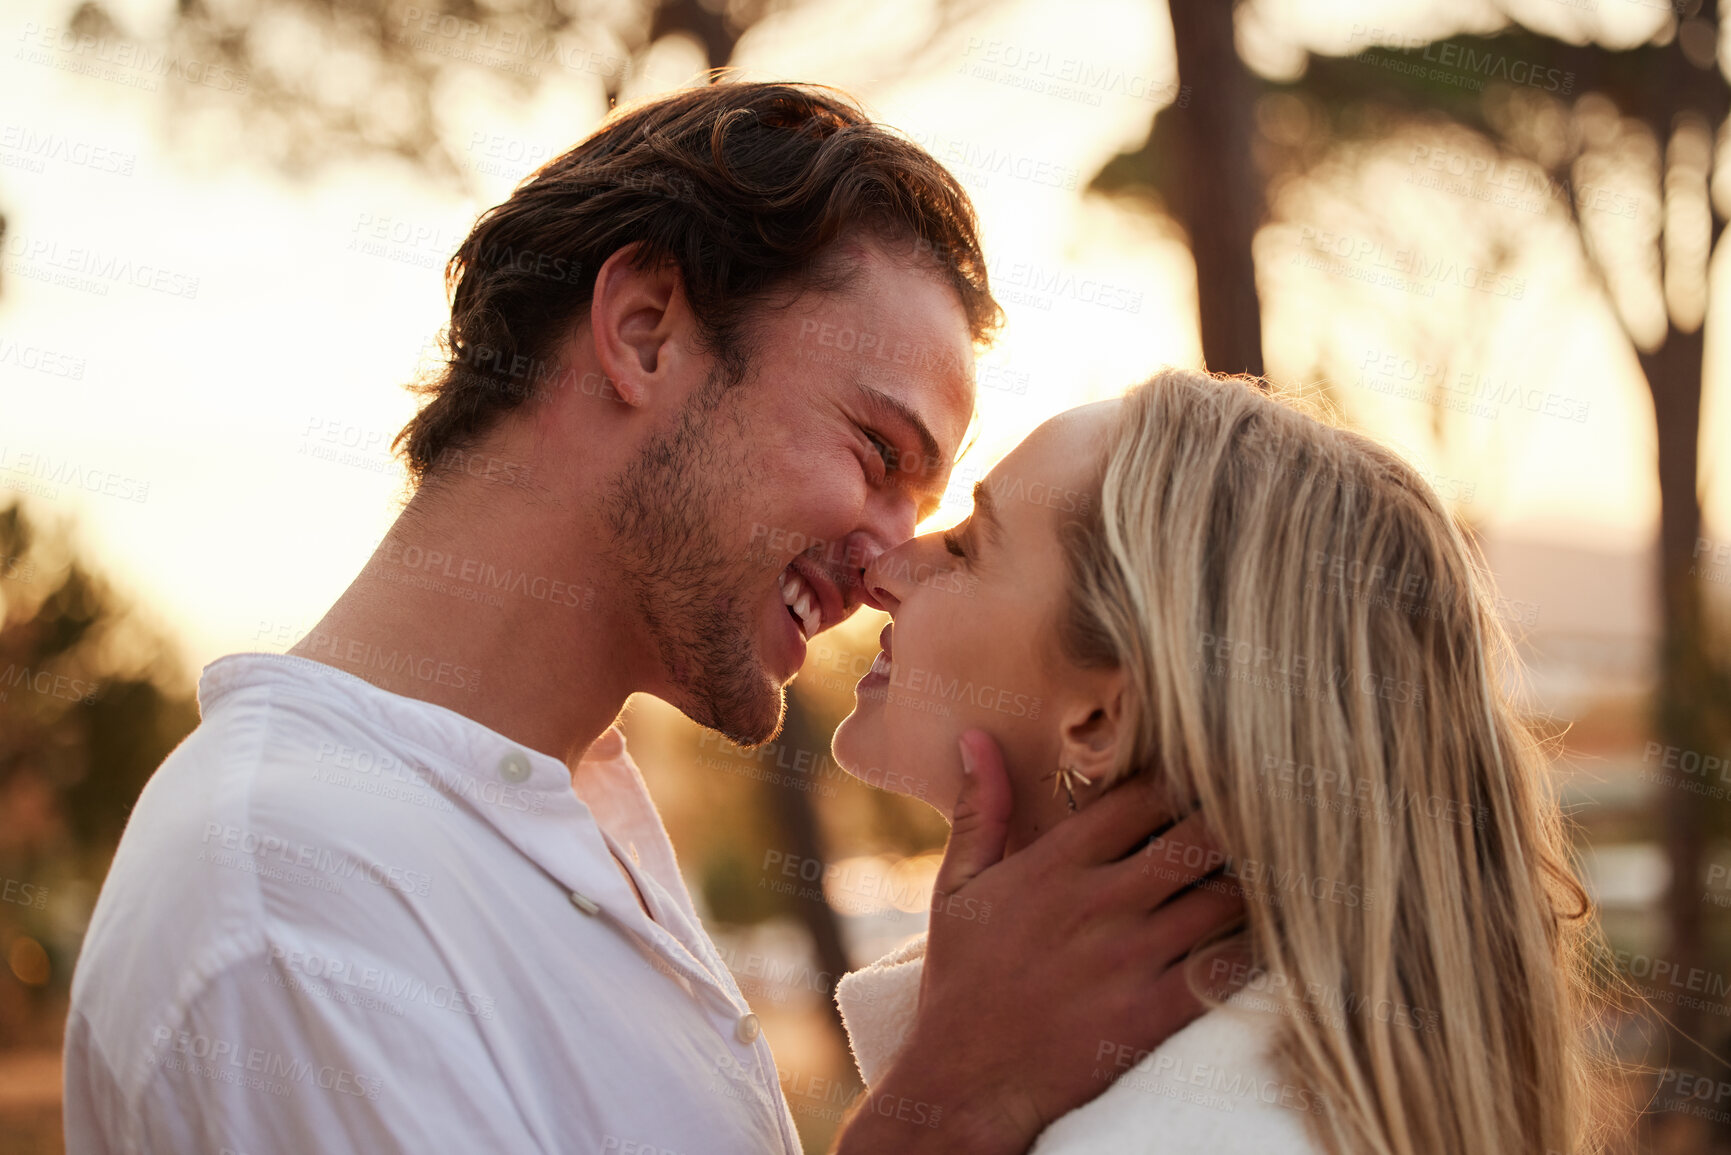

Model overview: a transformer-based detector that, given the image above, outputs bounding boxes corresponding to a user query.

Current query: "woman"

[829,369,1607,1154]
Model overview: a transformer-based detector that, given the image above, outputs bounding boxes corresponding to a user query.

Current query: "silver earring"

[1044,764,1095,812]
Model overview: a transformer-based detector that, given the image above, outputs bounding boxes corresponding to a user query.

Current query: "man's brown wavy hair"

[395,81,1003,487]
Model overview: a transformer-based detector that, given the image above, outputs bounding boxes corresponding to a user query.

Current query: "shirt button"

[734,1012,760,1044]
[498,750,532,784]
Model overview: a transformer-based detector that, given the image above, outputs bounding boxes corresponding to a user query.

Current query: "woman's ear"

[1054,668,1128,789]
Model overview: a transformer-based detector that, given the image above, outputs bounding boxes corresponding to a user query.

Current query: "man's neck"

[288,481,640,767]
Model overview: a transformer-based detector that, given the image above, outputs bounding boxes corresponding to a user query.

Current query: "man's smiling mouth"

[780,565,821,640]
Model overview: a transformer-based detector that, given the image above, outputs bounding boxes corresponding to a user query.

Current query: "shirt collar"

[197,652,652,918]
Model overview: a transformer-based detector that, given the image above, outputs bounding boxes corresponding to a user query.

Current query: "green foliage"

[0,501,197,1045]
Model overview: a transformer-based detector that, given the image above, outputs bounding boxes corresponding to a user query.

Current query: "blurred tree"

[1159,0,1265,376]
[766,685,864,1042]
[0,500,198,1048]
[1096,0,1731,1140]
[53,0,990,185]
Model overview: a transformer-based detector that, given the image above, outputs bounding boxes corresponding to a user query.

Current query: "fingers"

[1058,773,1184,865]
[1132,945,1228,1046]
[1112,809,1232,910]
[931,730,1013,901]
[1133,877,1247,973]
[1193,938,1255,1002]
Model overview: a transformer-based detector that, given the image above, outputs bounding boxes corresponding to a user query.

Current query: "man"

[65,82,1237,1154]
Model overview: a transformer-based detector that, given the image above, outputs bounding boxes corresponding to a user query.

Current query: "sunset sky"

[3,0,1724,675]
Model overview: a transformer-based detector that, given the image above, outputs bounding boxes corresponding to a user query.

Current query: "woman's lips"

[862,622,893,684]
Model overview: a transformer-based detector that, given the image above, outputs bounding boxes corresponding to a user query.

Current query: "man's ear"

[1055,668,1129,790]
[588,244,694,408]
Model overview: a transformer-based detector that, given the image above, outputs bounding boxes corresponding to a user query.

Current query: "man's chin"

[675,676,785,749]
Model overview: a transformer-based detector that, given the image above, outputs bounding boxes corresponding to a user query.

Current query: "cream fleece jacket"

[834,934,1328,1154]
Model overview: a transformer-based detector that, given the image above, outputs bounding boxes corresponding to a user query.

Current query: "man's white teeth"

[869,650,891,678]
[781,569,821,640]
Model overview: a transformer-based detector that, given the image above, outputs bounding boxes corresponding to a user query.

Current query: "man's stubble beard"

[602,368,786,746]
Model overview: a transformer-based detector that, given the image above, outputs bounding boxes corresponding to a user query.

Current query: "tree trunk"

[1640,323,1711,1060]
[766,688,853,1047]
[1636,8,1729,1087]
[1166,0,1264,377]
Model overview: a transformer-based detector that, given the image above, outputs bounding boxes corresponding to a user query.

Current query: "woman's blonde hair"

[1058,369,1607,1155]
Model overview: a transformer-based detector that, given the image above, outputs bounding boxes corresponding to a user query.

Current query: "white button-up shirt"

[64,653,802,1155]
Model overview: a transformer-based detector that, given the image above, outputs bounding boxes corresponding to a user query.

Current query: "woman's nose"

[860,540,912,614]
[861,532,948,614]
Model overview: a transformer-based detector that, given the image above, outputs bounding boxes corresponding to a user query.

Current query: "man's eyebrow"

[856,382,944,482]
